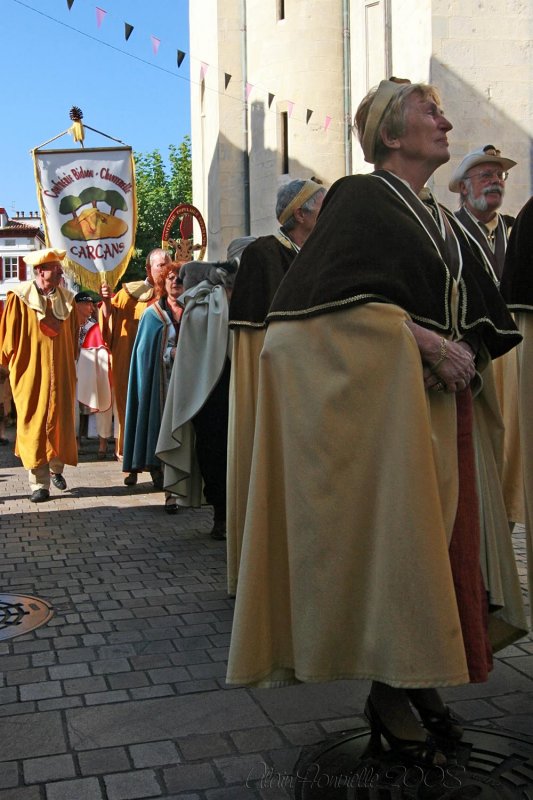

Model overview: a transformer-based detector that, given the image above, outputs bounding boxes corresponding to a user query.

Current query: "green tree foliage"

[122,136,192,282]
[105,190,128,215]
[59,194,83,218]
[79,186,106,209]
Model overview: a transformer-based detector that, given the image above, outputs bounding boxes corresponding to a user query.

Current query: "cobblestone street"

[1,430,532,799]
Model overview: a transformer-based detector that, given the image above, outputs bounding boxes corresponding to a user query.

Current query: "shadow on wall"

[430,57,533,216]
[205,99,330,260]
[204,59,533,257]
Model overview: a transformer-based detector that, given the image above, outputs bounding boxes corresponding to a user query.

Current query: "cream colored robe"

[227,328,266,595]
[0,283,78,469]
[492,349,524,524]
[515,314,533,605]
[226,303,527,688]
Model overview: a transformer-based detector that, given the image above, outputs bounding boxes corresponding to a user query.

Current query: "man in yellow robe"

[99,247,170,483]
[0,248,78,502]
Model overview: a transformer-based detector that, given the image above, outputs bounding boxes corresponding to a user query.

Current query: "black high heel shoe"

[364,697,447,767]
[164,496,179,515]
[406,691,464,743]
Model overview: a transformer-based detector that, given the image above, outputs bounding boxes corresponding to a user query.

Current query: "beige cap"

[278,180,324,226]
[449,145,516,192]
[360,77,411,163]
[24,248,66,267]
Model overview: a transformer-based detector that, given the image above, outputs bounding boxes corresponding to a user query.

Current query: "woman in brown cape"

[226,80,527,767]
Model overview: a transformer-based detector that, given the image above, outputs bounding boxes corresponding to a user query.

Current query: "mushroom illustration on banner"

[32,108,137,292]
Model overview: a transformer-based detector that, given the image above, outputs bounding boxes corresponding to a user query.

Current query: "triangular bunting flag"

[224,73,232,89]
[66,0,75,9]
[306,109,313,124]
[324,115,332,131]
[177,50,186,67]
[268,93,275,108]
[124,23,134,41]
[200,62,208,81]
[245,82,253,101]
[95,7,107,28]
[287,101,294,118]
[151,36,161,56]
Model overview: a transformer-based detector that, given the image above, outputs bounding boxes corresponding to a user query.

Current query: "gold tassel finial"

[69,106,85,144]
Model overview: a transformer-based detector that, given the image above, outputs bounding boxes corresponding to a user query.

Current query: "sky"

[1,0,191,217]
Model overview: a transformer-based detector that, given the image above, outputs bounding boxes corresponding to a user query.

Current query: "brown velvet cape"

[229,235,297,327]
[268,175,520,358]
[501,196,533,311]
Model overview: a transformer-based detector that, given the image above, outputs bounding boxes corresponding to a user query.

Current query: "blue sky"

[2,0,191,216]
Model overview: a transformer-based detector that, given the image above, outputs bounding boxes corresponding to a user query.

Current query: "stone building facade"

[189,0,533,257]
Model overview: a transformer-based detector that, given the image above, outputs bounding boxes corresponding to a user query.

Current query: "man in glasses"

[450,145,521,533]
[449,144,516,282]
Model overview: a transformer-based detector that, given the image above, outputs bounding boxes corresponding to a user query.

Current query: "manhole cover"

[293,727,533,799]
[0,594,54,641]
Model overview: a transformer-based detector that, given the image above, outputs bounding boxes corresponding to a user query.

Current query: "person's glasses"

[168,275,183,284]
[466,169,508,183]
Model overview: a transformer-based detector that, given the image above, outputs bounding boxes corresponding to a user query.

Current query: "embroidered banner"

[33,146,137,292]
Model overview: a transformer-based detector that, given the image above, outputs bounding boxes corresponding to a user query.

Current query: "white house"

[0,208,44,305]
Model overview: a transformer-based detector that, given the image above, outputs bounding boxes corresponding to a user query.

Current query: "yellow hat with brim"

[449,146,517,192]
[24,248,67,267]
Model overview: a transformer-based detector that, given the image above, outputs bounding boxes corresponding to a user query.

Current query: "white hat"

[449,145,516,192]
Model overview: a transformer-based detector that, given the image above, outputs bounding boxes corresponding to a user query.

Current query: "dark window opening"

[281,111,289,174]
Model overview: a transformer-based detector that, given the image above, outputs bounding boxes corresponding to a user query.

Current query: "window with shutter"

[4,257,18,280]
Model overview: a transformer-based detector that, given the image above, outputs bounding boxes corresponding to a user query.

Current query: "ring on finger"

[434,382,445,392]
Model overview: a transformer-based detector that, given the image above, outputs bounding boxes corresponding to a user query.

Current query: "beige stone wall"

[190,0,246,260]
[190,0,346,256]
[244,1,346,233]
[429,0,533,215]
[190,0,533,254]
[351,0,433,174]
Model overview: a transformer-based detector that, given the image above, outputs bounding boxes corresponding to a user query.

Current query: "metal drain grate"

[293,727,533,798]
[0,594,54,641]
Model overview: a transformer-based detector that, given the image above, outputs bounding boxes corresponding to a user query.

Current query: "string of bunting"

[65,0,339,133]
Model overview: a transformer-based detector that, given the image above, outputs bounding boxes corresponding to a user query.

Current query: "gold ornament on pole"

[69,106,85,144]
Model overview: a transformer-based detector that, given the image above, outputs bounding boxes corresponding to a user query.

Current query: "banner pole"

[32,129,73,151]
[83,126,127,146]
